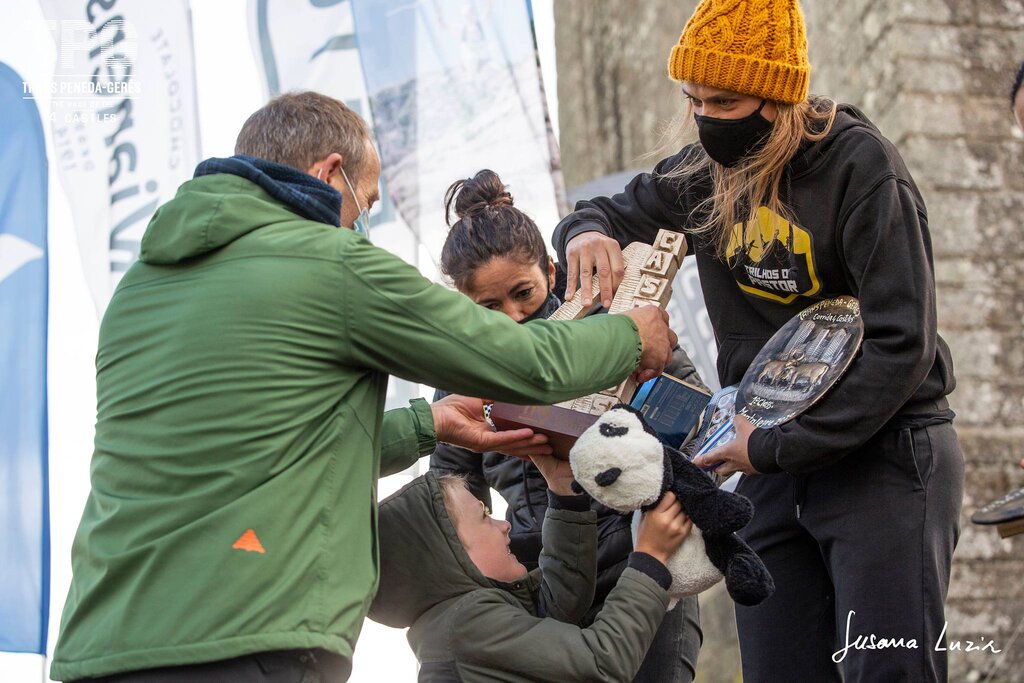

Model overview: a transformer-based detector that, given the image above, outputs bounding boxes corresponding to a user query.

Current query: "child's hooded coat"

[370,472,672,683]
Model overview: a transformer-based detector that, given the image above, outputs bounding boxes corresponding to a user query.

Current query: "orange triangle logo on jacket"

[232,528,266,554]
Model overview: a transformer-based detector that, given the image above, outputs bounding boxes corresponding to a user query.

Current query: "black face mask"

[519,290,561,324]
[695,99,773,168]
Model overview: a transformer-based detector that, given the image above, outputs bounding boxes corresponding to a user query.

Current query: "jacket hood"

[370,472,514,628]
[140,155,342,265]
[788,101,880,177]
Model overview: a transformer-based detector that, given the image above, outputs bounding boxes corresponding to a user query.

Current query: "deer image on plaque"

[489,229,688,458]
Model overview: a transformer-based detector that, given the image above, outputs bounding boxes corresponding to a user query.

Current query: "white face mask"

[340,167,371,240]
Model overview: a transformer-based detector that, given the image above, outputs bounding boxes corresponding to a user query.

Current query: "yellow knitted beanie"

[668,0,810,105]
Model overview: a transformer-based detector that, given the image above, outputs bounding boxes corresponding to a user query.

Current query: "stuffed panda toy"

[569,404,774,606]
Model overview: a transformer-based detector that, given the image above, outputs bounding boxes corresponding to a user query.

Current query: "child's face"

[449,485,528,582]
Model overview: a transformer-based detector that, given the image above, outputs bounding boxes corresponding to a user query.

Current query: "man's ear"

[308,152,344,183]
[547,256,556,291]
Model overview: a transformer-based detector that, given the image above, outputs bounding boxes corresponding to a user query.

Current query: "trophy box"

[490,229,688,459]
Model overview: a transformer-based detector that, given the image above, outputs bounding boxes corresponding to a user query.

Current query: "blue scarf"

[194,155,342,227]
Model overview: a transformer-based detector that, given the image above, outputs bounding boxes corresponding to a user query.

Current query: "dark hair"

[1013,61,1024,110]
[440,170,548,290]
[235,91,372,177]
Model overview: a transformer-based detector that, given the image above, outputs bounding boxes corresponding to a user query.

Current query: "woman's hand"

[431,395,552,457]
[529,453,577,496]
[622,305,678,383]
[635,492,693,566]
[564,231,625,308]
[691,414,758,477]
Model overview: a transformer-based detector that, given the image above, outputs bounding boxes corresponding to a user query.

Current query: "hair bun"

[444,169,514,225]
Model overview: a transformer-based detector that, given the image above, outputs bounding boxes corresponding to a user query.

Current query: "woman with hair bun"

[430,169,706,682]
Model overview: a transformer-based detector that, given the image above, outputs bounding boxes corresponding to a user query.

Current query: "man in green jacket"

[50,91,677,682]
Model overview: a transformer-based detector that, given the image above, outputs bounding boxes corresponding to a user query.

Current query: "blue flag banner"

[0,60,50,655]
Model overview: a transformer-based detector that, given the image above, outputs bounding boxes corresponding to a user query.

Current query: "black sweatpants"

[734,422,964,682]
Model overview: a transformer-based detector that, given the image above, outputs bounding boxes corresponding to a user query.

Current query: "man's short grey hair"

[234,91,373,176]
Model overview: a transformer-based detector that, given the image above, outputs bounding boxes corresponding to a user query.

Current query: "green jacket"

[50,172,644,680]
[370,472,671,682]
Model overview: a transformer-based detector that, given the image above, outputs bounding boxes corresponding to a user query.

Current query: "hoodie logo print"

[726,207,821,305]
[232,528,266,554]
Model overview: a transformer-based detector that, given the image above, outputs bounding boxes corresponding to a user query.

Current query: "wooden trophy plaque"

[490,229,686,458]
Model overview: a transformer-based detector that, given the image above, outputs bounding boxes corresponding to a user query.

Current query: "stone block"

[976,194,1024,257]
[901,137,1004,191]
[936,282,1018,332]
[640,247,674,277]
[601,376,637,402]
[570,394,593,413]
[949,559,1024,600]
[588,394,616,414]
[634,274,671,306]
[878,93,1011,145]
[926,192,979,258]
[653,229,687,266]
[943,329,1024,379]
[893,0,959,23]
[956,426,1024,464]
[879,23,962,62]
[971,0,1024,28]
[933,256,985,288]
[889,57,967,96]
[948,379,1024,427]
[944,596,1024,683]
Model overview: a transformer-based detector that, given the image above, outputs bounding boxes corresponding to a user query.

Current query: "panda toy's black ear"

[611,403,663,441]
[571,480,584,495]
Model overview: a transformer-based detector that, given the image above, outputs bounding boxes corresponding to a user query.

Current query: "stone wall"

[553,0,698,188]
[556,0,1024,681]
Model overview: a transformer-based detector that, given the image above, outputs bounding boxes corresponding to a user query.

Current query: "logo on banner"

[45,10,158,273]
[39,0,201,310]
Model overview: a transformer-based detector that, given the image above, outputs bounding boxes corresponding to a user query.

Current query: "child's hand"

[529,454,577,497]
[635,492,692,566]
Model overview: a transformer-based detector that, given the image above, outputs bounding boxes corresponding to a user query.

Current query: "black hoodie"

[554,104,955,475]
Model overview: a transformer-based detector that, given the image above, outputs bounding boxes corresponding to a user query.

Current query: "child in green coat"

[369,453,691,683]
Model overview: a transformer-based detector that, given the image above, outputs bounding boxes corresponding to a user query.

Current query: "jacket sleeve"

[747,175,939,474]
[665,344,710,392]
[379,398,437,477]
[427,390,492,509]
[337,236,642,404]
[552,148,697,265]
[534,492,597,624]
[451,565,669,683]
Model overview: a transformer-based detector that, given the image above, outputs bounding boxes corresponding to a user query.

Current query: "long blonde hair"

[659,96,837,260]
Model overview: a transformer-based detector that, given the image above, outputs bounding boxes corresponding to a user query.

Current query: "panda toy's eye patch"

[599,422,629,437]
[594,467,622,486]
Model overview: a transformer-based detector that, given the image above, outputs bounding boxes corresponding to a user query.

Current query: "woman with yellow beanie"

[553,0,964,681]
